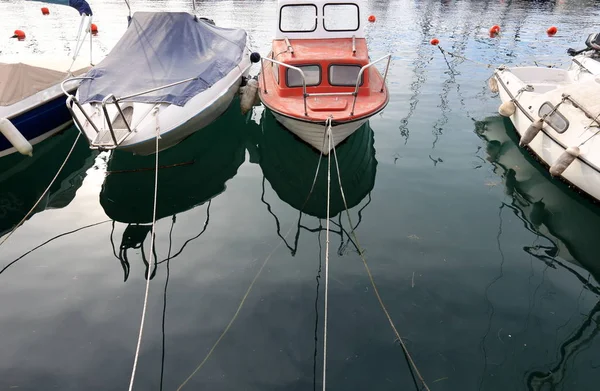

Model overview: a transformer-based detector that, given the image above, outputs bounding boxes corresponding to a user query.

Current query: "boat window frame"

[538,101,569,134]
[328,64,364,87]
[322,3,360,32]
[285,64,322,88]
[279,4,318,34]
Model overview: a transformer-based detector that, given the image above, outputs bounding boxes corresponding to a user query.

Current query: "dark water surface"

[2,0,600,390]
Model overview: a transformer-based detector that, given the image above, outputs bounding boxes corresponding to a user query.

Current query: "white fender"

[0,118,33,156]
[240,78,259,115]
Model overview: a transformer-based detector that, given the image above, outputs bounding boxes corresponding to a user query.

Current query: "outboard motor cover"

[585,33,600,51]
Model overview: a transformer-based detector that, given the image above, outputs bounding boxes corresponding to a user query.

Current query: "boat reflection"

[0,128,95,237]
[100,100,250,279]
[249,109,377,254]
[475,115,600,283]
[475,115,600,390]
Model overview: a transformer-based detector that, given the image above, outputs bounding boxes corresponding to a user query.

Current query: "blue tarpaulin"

[77,12,247,107]
[27,0,93,15]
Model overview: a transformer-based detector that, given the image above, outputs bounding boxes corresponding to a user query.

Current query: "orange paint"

[259,38,388,122]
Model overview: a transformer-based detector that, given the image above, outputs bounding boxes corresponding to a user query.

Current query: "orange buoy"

[41,7,50,15]
[547,26,558,36]
[11,30,26,41]
[368,15,376,23]
[90,23,98,35]
[430,38,439,46]
[490,25,500,34]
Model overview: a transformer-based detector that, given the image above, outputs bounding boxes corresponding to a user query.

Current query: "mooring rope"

[127,112,161,391]
[176,125,331,390]
[0,132,82,249]
[322,118,333,391]
[329,129,431,391]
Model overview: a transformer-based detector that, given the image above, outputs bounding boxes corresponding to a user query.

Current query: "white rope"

[0,132,81,248]
[127,110,161,391]
[322,118,333,391]
[68,15,90,73]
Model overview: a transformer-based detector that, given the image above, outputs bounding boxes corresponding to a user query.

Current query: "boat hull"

[271,111,368,155]
[0,86,74,158]
[494,63,600,203]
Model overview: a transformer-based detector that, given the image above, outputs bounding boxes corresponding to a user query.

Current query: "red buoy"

[11,30,26,41]
[430,38,439,46]
[41,7,50,15]
[490,25,500,34]
[90,23,98,35]
[547,26,558,36]
[368,15,376,23]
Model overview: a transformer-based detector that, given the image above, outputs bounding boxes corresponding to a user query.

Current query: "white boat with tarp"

[491,33,600,203]
[64,10,259,155]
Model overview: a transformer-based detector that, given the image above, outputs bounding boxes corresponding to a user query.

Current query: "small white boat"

[491,33,600,203]
[64,11,259,155]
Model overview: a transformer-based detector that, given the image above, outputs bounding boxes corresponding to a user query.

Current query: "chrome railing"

[261,53,392,118]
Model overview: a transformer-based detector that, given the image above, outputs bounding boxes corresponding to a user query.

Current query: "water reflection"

[0,128,95,237]
[100,100,250,279]
[474,115,600,283]
[249,109,377,255]
[475,116,600,390]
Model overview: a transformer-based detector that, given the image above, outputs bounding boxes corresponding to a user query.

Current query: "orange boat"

[258,0,390,154]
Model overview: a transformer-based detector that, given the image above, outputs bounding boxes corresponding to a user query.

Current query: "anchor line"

[328,129,431,391]
[0,132,82,249]
[127,113,161,391]
[322,117,333,391]
[175,122,331,390]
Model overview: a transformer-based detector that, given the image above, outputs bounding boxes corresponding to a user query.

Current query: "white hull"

[72,50,252,155]
[494,54,600,202]
[272,112,368,155]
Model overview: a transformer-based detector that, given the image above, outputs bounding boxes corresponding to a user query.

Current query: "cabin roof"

[273,38,369,63]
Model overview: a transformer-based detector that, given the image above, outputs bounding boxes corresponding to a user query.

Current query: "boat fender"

[498,100,516,117]
[519,118,544,147]
[549,146,580,177]
[488,77,499,93]
[0,118,33,156]
[240,78,259,114]
[250,52,261,64]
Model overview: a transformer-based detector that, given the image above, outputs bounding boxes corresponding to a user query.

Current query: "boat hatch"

[276,0,365,40]
[539,102,569,133]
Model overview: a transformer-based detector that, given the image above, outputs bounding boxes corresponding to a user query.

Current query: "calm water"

[2,0,600,390]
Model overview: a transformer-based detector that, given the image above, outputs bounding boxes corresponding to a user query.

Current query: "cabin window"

[328,65,363,86]
[539,102,569,133]
[280,4,318,33]
[323,3,360,32]
[286,65,321,87]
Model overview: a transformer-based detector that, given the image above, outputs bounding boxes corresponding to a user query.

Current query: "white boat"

[64,11,259,155]
[0,0,97,158]
[491,33,600,203]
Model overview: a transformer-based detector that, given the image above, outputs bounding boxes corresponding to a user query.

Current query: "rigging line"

[127,115,161,391]
[0,132,82,248]
[322,119,333,391]
[0,220,110,274]
[160,215,176,391]
[329,130,431,391]
[177,118,331,390]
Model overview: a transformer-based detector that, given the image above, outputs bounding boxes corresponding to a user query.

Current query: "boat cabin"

[267,0,372,96]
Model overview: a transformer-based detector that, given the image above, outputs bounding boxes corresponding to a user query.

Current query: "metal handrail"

[61,76,94,97]
[350,54,391,115]
[66,95,101,135]
[261,56,308,116]
[102,94,133,146]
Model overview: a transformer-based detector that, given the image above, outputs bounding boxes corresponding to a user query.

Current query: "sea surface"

[2,0,600,390]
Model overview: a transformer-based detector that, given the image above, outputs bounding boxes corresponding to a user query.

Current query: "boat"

[0,127,95,238]
[490,32,600,203]
[0,0,96,158]
[474,115,600,283]
[100,100,250,277]
[247,109,376,253]
[64,9,260,155]
[257,0,391,155]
